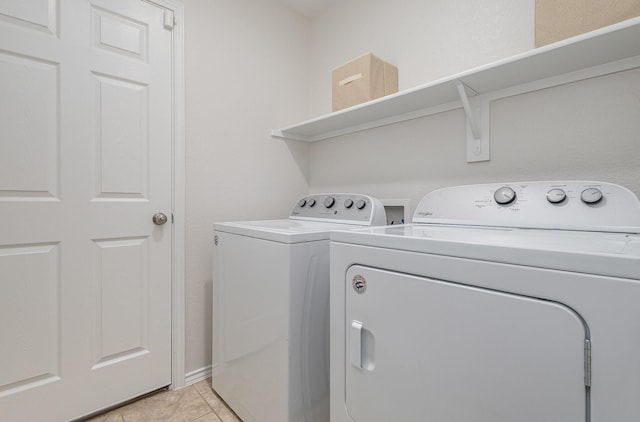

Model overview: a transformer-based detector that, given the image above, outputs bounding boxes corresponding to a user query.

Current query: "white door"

[345,265,588,422]
[0,1,173,420]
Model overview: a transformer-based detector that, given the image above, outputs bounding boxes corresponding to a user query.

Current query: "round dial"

[494,187,517,205]
[546,188,566,204]
[355,199,367,210]
[344,199,354,209]
[324,196,335,208]
[298,199,307,207]
[308,198,316,207]
[581,188,603,204]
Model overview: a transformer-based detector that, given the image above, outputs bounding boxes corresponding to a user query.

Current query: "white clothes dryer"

[212,194,386,422]
[329,181,640,422]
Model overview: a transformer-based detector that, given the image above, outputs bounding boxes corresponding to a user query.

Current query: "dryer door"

[344,265,588,422]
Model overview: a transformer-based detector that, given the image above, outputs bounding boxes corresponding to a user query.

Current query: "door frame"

[143,0,186,389]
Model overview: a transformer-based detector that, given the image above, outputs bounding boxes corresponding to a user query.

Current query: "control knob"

[581,188,603,204]
[298,199,307,207]
[355,199,366,210]
[324,196,335,208]
[308,198,316,207]
[344,199,354,209]
[546,188,566,204]
[494,187,516,205]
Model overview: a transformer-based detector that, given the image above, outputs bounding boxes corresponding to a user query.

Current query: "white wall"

[307,0,640,212]
[309,0,535,115]
[185,0,310,374]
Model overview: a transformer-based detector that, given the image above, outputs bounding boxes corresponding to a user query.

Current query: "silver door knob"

[153,213,168,225]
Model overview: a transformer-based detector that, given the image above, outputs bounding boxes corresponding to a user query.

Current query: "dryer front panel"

[344,265,588,422]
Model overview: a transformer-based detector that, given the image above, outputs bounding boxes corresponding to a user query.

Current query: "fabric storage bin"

[332,52,398,112]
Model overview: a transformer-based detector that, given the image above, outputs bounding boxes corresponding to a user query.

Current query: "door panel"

[0,51,58,198]
[345,265,588,422]
[0,1,173,420]
[93,74,149,199]
[92,6,148,60]
[92,237,149,368]
[0,243,60,393]
[0,0,57,35]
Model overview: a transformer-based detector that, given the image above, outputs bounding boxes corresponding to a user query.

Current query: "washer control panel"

[413,181,640,233]
[290,194,386,226]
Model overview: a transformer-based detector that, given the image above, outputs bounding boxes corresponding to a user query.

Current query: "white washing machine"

[329,181,640,422]
[212,194,386,422]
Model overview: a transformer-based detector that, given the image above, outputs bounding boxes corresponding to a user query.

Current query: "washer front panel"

[213,231,331,422]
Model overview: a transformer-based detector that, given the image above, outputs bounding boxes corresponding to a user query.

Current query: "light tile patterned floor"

[83,378,241,422]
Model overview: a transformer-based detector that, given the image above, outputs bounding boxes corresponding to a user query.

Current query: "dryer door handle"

[350,320,363,369]
[350,320,375,371]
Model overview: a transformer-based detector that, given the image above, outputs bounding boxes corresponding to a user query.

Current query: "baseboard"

[184,365,212,386]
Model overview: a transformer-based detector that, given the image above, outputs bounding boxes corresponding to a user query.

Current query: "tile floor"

[83,378,241,422]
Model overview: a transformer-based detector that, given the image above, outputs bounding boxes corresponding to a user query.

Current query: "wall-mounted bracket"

[456,80,490,162]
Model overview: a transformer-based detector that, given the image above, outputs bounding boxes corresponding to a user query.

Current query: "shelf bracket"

[456,80,489,162]
[456,80,480,139]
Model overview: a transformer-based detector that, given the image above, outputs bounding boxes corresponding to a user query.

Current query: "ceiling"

[276,0,341,17]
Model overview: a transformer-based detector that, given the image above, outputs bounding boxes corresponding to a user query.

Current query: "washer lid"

[331,224,640,279]
[214,219,363,243]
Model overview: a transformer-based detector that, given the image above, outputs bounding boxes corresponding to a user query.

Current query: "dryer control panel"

[413,181,640,233]
[290,194,387,226]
